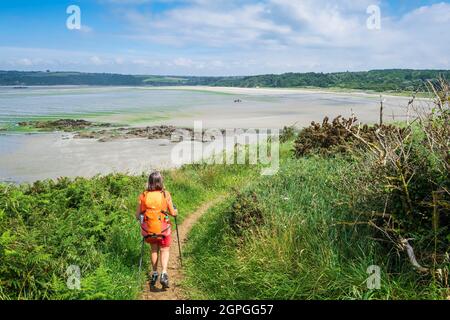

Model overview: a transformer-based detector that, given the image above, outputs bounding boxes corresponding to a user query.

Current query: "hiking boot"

[160,272,170,289]
[150,272,159,289]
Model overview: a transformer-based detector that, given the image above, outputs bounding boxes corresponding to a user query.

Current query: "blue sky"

[0,0,449,75]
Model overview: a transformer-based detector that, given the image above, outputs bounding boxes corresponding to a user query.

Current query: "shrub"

[227,191,264,237]
[293,116,402,157]
[340,80,449,282]
[279,125,296,143]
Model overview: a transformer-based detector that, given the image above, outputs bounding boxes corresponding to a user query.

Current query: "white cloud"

[79,25,94,33]
[17,58,33,66]
[105,0,450,74]
[123,2,292,48]
[90,56,104,65]
[173,57,194,67]
[2,1,450,75]
[114,57,125,64]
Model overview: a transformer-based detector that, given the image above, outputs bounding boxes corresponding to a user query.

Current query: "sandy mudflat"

[0,86,426,183]
[0,131,240,183]
[0,133,176,183]
[141,85,414,98]
[149,86,418,129]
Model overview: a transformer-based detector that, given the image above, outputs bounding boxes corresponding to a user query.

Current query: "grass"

[0,112,119,133]
[0,161,258,300]
[122,112,172,126]
[183,142,448,300]
[0,138,447,300]
[142,76,187,84]
[141,86,235,96]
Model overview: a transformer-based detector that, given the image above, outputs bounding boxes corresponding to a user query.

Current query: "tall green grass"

[1,136,446,300]
[0,162,257,300]
[183,153,446,300]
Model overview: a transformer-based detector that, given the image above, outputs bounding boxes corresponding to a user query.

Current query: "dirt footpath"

[141,195,226,300]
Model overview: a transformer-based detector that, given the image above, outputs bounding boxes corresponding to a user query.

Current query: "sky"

[0,0,449,76]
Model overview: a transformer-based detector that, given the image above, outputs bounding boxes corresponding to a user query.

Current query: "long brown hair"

[147,171,164,191]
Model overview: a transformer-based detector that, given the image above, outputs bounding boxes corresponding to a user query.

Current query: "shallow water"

[0,86,416,183]
[0,86,412,127]
[0,133,179,183]
[0,86,234,125]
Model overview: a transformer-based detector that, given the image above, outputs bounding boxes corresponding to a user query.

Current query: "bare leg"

[160,247,170,274]
[150,243,159,272]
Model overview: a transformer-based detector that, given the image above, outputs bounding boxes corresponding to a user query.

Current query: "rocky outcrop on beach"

[18,119,112,132]
[74,125,191,142]
[16,119,226,143]
[74,125,226,143]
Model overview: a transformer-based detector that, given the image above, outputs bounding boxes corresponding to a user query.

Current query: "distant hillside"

[1,69,449,92]
[0,71,185,86]
[202,70,450,92]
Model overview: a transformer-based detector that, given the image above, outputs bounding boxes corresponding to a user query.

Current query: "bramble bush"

[0,174,145,299]
[293,116,404,157]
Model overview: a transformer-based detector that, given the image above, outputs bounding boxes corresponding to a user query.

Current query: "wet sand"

[0,86,423,183]
[135,86,418,128]
[0,131,241,183]
[0,133,177,183]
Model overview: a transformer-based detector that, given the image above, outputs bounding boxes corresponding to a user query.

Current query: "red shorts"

[146,234,172,248]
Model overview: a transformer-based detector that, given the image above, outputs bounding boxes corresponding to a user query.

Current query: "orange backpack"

[140,191,171,239]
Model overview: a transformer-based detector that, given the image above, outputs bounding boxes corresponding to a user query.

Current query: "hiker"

[136,171,178,290]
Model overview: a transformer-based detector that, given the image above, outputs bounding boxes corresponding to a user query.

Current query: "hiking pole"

[138,237,145,273]
[138,213,145,273]
[174,215,183,267]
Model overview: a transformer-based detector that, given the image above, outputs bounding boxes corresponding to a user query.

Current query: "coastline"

[0,129,241,184]
[137,85,426,99]
[0,86,419,183]
[1,84,428,99]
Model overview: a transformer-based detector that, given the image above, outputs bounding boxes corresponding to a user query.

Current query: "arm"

[166,192,178,217]
[136,203,141,221]
[136,192,145,221]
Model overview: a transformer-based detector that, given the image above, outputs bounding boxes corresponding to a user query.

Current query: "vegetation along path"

[141,195,227,300]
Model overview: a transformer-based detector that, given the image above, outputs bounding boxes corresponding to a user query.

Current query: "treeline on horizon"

[1,69,449,92]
